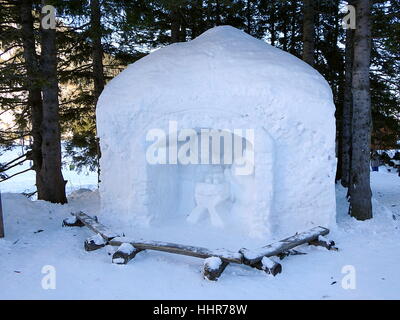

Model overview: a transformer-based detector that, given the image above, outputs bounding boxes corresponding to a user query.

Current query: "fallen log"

[84,234,108,252]
[62,215,84,227]
[109,237,243,264]
[250,256,282,276]
[112,243,144,264]
[239,226,330,265]
[71,211,120,241]
[276,249,307,260]
[203,257,229,281]
[308,235,338,251]
[63,212,336,281]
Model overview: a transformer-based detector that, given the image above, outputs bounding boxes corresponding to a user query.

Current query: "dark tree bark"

[206,0,213,29]
[39,0,67,204]
[90,0,105,105]
[190,0,205,39]
[19,0,45,198]
[171,6,181,43]
[180,19,187,42]
[246,0,252,35]
[90,0,105,183]
[341,25,355,187]
[282,22,288,51]
[302,0,315,66]
[289,0,298,54]
[0,192,4,238]
[349,0,372,220]
[215,0,221,26]
[269,2,276,46]
[171,2,188,43]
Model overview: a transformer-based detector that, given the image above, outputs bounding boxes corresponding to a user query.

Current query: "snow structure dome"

[96,26,336,239]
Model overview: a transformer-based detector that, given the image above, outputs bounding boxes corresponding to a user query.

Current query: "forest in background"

[0,0,399,220]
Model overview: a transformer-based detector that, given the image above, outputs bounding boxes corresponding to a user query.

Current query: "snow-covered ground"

[0,146,98,195]
[0,148,399,299]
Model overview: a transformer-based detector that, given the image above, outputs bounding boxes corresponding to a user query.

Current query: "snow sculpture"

[187,173,231,227]
[96,26,337,238]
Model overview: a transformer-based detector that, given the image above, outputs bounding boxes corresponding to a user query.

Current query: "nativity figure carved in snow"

[187,151,255,228]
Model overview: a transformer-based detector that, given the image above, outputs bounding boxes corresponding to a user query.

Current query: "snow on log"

[65,211,335,280]
[277,249,307,260]
[203,257,229,281]
[239,226,330,265]
[260,257,282,276]
[244,256,282,276]
[72,211,120,241]
[308,235,338,251]
[112,243,143,265]
[62,215,84,227]
[109,238,243,264]
[84,233,107,251]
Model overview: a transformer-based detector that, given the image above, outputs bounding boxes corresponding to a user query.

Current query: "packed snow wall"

[96,26,337,239]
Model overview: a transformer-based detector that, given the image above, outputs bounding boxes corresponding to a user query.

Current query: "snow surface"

[0,146,97,195]
[97,26,336,238]
[0,169,399,299]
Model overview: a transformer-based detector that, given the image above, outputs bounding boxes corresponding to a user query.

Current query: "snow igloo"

[96,26,336,239]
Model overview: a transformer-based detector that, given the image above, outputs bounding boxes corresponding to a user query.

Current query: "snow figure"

[96,26,337,238]
[187,170,231,227]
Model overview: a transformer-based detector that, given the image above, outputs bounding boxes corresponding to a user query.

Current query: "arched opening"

[145,128,256,228]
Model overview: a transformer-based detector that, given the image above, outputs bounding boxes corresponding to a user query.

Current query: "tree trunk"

[215,0,221,26]
[39,0,67,204]
[180,20,187,42]
[90,0,105,104]
[269,2,276,46]
[19,0,45,198]
[341,25,355,187]
[289,0,297,54]
[349,0,372,220]
[171,6,180,43]
[246,0,252,35]
[189,0,203,39]
[302,0,315,66]
[0,192,4,238]
[90,0,105,183]
[206,0,213,29]
[282,22,288,51]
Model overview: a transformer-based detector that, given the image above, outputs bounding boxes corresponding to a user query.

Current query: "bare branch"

[0,167,32,182]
